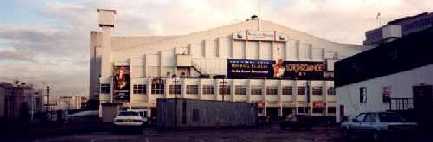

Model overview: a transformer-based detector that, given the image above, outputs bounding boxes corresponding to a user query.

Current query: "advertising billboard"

[227,59,274,79]
[113,66,130,102]
[283,61,327,80]
[227,59,331,80]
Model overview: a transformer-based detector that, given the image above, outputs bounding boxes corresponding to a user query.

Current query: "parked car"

[126,109,150,126]
[113,111,147,128]
[64,110,100,131]
[280,114,313,130]
[65,110,99,124]
[341,112,417,141]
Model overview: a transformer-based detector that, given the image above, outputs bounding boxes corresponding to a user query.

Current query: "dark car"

[65,110,99,123]
[280,114,313,130]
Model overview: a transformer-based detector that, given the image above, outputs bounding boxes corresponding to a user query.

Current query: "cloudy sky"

[0,0,432,96]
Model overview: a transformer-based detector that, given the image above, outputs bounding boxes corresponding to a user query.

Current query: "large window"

[186,85,199,95]
[312,107,325,113]
[202,85,214,95]
[151,82,164,95]
[219,85,230,95]
[327,87,336,95]
[297,86,306,95]
[169,85,181,95]
[235,85,247,95]
[327,107,336,113]
[192,109,200,122]
[100,83,110,94]
[312,86,323,96]
[266,87,278,95]
[251,86,262,95]
[297,107,309,114]
[282,86,292,95]
[360,87,367,103]
[133,84,146,94]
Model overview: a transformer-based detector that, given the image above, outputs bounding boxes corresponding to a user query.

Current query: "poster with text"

[227,59,274,79]
[227,59,330,80]
[113,66,130,102]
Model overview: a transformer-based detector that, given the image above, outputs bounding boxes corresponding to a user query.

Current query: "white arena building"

[89,9,361,120]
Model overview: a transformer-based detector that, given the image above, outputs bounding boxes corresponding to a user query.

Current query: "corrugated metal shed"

[156,98,257,129]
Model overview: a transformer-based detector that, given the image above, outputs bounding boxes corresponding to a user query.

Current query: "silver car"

[341,112,417,141]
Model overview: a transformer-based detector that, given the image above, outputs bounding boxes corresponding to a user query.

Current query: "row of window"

[258,107,337,114]
[188,107,336,122]
[101,83,336,96]
[297,107,336,114]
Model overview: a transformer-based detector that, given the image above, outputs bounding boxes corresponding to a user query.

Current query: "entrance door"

[282,107,294,117]
[413,84,433,129]
[266,107,280,122]
[339,105,345,122]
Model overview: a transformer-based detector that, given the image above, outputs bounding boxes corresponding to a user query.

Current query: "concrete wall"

[105,19,360,79]
[336,64,433,122]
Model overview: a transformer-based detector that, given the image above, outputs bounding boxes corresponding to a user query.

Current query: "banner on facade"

[227,59,331,80]
[227,59,274,79]
[113,66,130,102]
[232,31,287,42]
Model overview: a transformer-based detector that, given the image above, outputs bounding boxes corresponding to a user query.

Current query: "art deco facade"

[90,9,361,119]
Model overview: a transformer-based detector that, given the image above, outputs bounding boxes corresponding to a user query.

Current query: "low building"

[336,27,433,124]
[156,98,257,129]
[56,96,88,110]
[0,82,44,120]
[0,85,6,118]
[364,12,433,47]
[90,9,362,121]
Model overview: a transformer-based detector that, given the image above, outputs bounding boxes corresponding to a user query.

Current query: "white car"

[113,111,147,127]
[341,112,417,141]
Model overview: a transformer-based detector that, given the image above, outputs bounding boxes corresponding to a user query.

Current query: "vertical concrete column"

[278,80,283,117]
[100,30,113,83]
[158,51,163,77]
[198,79,203,100]
[263,79,267,116]
[201,40,206,58]
[230,39,234,58]
[257,41,261,59]
[293,80,298,115]
[181,78,186,98]
[89,31,103,100]
[295,40,300,60]
[243,40,248,59]
[307,81,312,114]
[214,79,220,101]
[146,78,152,105]
[230,80,235,102]
[247,79,252,103]
[143,55,148,77]
[164,78,169,98]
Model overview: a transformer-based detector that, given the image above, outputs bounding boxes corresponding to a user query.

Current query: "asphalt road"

[33,126,343,142]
